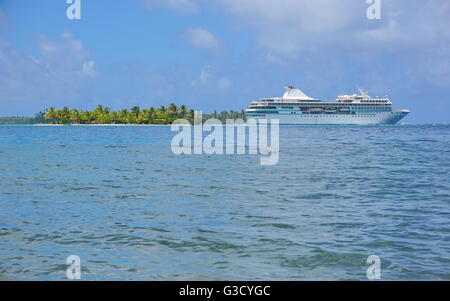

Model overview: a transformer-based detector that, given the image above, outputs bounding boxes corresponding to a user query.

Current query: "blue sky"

[0,0,449,123]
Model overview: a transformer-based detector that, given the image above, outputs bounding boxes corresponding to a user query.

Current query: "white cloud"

[212,0,359,56]
[182,27,221,54]
[192,0,447,56]
[82,60,96,77]
[219,0,355,32]
[191,65,232,92]
[140,0,450,87]
[0,32,96,106]
[361,20,401,43]
[191,65,211,87]
[38,32,91,67]
[205,0,450,86]
[143,0,199,14]
[265,53,286,66]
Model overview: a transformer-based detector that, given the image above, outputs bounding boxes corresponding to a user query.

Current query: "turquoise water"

[0,124,449,280]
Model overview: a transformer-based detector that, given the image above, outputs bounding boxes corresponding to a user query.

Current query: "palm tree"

[34,111,46,124]
[57,107,70,124]
[118,109,129,124]
[95,105,104,114]
[168,103,178,121]
[80,111,92,124]
[148,107,156,124]
[109,111,119,124]
[180,105,187,118]
[131,106,140,117]
[39,104,228,125]
[44,107,57,124]
[69,109,81,124]
[137,110,147,124]
[187,109,195,124]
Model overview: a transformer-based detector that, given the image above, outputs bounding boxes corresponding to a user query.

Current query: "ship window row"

[250,106,390,110]
[257,103,390,107]
[250,111,380,116]
[362,100,388,103]
[250,109,389,113]
[251,111,279,114]
[248,115,378,117]
[250,106,277,109]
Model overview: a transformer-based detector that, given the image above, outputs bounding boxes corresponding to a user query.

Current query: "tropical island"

[0,104,247,125]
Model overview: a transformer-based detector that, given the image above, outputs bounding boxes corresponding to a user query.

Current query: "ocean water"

[0,124,449,280]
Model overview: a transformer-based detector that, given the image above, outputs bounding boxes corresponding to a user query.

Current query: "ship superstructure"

[245,86,409,125]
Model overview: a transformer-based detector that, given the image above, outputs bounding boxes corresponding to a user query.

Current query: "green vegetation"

[42,104,247,125]
[0,112,46,124]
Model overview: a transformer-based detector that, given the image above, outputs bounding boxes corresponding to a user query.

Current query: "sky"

[0,0,449,123]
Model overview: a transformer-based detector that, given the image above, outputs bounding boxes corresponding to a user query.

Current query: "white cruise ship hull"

[245,87,410,125]
[249,110,409,125]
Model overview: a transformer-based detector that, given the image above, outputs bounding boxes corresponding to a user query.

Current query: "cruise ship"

[245,86,410,125]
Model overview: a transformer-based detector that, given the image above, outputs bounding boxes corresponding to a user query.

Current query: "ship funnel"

[282,86,315,100]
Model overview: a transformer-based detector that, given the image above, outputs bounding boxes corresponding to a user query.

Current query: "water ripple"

[0,125,449,280]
